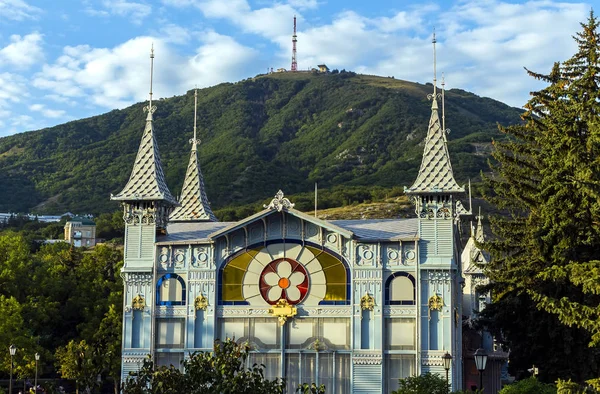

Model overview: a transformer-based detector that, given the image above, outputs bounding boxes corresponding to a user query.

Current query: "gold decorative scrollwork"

[360,293,375,311]
[268,299,297,326]
[428,294,443,312]
[132,294,145,311]
[195,294,208,311]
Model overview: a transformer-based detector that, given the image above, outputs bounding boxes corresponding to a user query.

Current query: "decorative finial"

[143,44,157,118]
[427,29,441,103]
[441,72,446,132]
[433,29,437,97]
[264,190,295,212]
[189,88,200,147]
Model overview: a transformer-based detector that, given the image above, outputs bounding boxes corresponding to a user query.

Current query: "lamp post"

[474,348,488,393]
[442,352,452,394]
[9,344,16,394]
[35,352,40,393]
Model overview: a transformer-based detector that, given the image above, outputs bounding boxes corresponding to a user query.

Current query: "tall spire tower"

[113,46,178,380]
[170,89,217,222]
[111,45,178,230]
[404,31,465,389]
[291,15,298,72]
[405,31,464,214]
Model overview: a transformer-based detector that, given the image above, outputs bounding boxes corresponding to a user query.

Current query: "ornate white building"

[112,43,490,393]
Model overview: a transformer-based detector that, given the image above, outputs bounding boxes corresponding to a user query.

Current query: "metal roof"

[158,217,418,244]
[111,110,178,205]
[169,143,217,222]
[406,99,464,194]
[158,221,232,244]
[331,218,419,241]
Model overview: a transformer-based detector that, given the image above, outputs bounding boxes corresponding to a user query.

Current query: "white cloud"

[288,0,319,10]
[0,0,42,21]
[85,0,151,25]
[29,103,66,118]
[157,24,192,45]
[33,33,257,111]
[0,33,44,69]
[0,72,28,108]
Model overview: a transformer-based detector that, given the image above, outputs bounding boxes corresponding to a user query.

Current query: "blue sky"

[0,0,594,136]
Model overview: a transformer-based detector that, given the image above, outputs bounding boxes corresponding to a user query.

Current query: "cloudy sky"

[0,0,593,136]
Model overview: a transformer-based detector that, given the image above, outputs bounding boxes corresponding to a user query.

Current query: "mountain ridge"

[0,71,521,214]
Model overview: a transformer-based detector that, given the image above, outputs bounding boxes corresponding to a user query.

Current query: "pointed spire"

[170,89,217,222]
[475,207,484,242]
[111,46,177,205]
[405,31,463,195]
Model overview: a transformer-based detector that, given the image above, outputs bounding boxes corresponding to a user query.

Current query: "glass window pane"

[248,353,280,382]
[288,318,316,349]
[335,353,351,394]
[156,318,184,349]
[301,353,316,386]
[286,354,300,394]
[318,353,333,390]
[385,354,416,392]
[386,318,416,350]
[390,276,414,303]
[319,318,350,350]
[155,352,183,370]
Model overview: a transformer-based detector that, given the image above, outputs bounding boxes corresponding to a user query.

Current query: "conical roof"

[475,208,485,243]
[170,142,217,222]
[111,109,178,205]
[406,98,464,194]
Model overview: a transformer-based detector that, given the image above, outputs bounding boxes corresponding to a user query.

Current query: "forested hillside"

[0,71,521,214]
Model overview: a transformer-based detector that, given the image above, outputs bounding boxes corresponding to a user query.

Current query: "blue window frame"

[156,273,186,306]
[385,272,416,305]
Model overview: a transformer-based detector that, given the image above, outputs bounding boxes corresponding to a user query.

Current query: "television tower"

[291,15,298,71]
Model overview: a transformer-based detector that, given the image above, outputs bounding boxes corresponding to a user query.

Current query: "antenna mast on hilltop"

[291,15,298,71]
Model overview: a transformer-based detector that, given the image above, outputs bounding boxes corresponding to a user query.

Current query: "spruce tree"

[483,11,600,380]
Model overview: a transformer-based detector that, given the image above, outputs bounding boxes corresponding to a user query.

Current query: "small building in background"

[317,64,329,73]
[64,217,97,247]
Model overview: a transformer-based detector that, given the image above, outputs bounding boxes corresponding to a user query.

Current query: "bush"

[392,373,448,394]
[499,377,556,394]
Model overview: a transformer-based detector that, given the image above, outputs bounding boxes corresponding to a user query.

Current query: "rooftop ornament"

[264,190,295,212]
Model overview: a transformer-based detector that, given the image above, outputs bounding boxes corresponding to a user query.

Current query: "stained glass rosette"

[259,258,309,305]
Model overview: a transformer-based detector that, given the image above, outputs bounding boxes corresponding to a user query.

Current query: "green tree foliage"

[94,210,124,241]
[55,340,102,394]
[123,339,285,394]
[391,372,448,394]
[296,383,326,394]
[482,12,600,382]
[0,73,520,214]
[0,229,123,390]
[499,377,556,394]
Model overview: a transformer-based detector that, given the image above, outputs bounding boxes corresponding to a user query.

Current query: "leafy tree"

[94,304,122,394]
[0,231,33,300]
[123,339,285,394]
[482,11,600,382]
[55,340,102,394]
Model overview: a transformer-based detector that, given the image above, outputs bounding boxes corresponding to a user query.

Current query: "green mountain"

[0,71,521,214]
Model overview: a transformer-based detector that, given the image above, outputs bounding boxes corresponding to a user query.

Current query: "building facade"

[64,216,97,247]
[113,50,486,393]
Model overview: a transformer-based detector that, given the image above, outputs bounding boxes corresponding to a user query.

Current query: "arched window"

[156,273,186,306]
[385,272,416,305]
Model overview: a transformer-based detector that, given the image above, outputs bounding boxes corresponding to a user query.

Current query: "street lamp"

[9,344,16,394]
[35,352,40,393]
[474,348,488,393]
[442,352,452,393]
